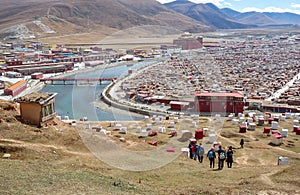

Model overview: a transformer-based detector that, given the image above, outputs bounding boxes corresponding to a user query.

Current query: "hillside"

[0,0,212,43]
[222,8,300,27]
[165,1,300,29]
[1,99,300,194]
[2,0,300,44]
[165,1,255,29]
[264,12,300,25]
[235,12,277,26]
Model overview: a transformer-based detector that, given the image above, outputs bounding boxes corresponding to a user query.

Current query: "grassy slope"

[0,100,300,194]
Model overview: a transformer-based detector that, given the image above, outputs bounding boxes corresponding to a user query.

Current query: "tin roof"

[169,101,190,106]
[15,92,57,104]
[272,133,283,139]
[5,80,26,91]
[195,92,244,98]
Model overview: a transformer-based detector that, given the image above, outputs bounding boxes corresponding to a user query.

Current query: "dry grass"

[0,101,300,194]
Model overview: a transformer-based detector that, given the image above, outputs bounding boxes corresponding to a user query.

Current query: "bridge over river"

[40,77,117,85]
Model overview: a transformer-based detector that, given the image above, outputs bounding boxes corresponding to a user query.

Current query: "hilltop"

[0,0,212,43]
[165,1,300,29]
[2,0,300,44]
[164,1,254,29]
[0,99,300,194]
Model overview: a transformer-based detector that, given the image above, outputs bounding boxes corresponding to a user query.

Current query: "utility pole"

[47,8,50,18]
[87,15,90,30]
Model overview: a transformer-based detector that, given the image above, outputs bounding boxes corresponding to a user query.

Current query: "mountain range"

[165,0,300,28]
[0,0,299,42]
[221,8,300,27]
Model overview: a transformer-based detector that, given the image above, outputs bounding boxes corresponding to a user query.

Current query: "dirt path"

[259,173,275,186]
[234,148,249,166]
[0,138,90,157]
[258,169,282,187]
[272,146,300,156]
[218,134,238,146]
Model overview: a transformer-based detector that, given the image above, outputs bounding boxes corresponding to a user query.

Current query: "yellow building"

[16,92,57,126]
[0,56,6,65]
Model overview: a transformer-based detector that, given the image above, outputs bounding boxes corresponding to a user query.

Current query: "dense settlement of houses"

[0,41,171,98]
[113,33,300,115]
[1,32,300,117]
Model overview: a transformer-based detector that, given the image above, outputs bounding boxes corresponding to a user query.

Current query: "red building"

[6,59,23,66]
[194,92,244,115]
[170,101,190,111]
[173,32,203,50]
[31,72,43,79]
[4,80,27,97]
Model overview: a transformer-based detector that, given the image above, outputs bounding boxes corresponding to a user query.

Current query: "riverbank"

[48,60,137,79]
[83,58,172,118]
[93,98,146,118]
[40,58,167,120]
[100,62,183,118]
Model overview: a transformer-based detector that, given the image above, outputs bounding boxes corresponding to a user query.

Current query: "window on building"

[42,103,54,117]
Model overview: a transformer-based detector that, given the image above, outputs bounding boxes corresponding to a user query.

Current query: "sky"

[156,0,300,14]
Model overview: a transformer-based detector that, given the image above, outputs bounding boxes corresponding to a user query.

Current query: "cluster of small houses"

[68,111,299,167]
[11,90,299,168]
[0,41,174,98]
[81,112,300,161]
[230,111,300,146]
[85,115,182,146]
[277,78,300,105]
[13,91,300,145]
[210,38,300,100]
[117,35,300,117]
[104,36,300,148]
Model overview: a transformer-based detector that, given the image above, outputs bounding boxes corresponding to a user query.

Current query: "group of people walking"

[188,142,205,163]
[188,142,234,170]
[207,145,234,169]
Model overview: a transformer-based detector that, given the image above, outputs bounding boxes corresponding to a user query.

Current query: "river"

[40,60,159,121]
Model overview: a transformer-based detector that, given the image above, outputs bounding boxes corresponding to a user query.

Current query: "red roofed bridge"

[40,77,117,85]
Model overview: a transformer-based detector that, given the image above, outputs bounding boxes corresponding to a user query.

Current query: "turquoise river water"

[41,60,158,121]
